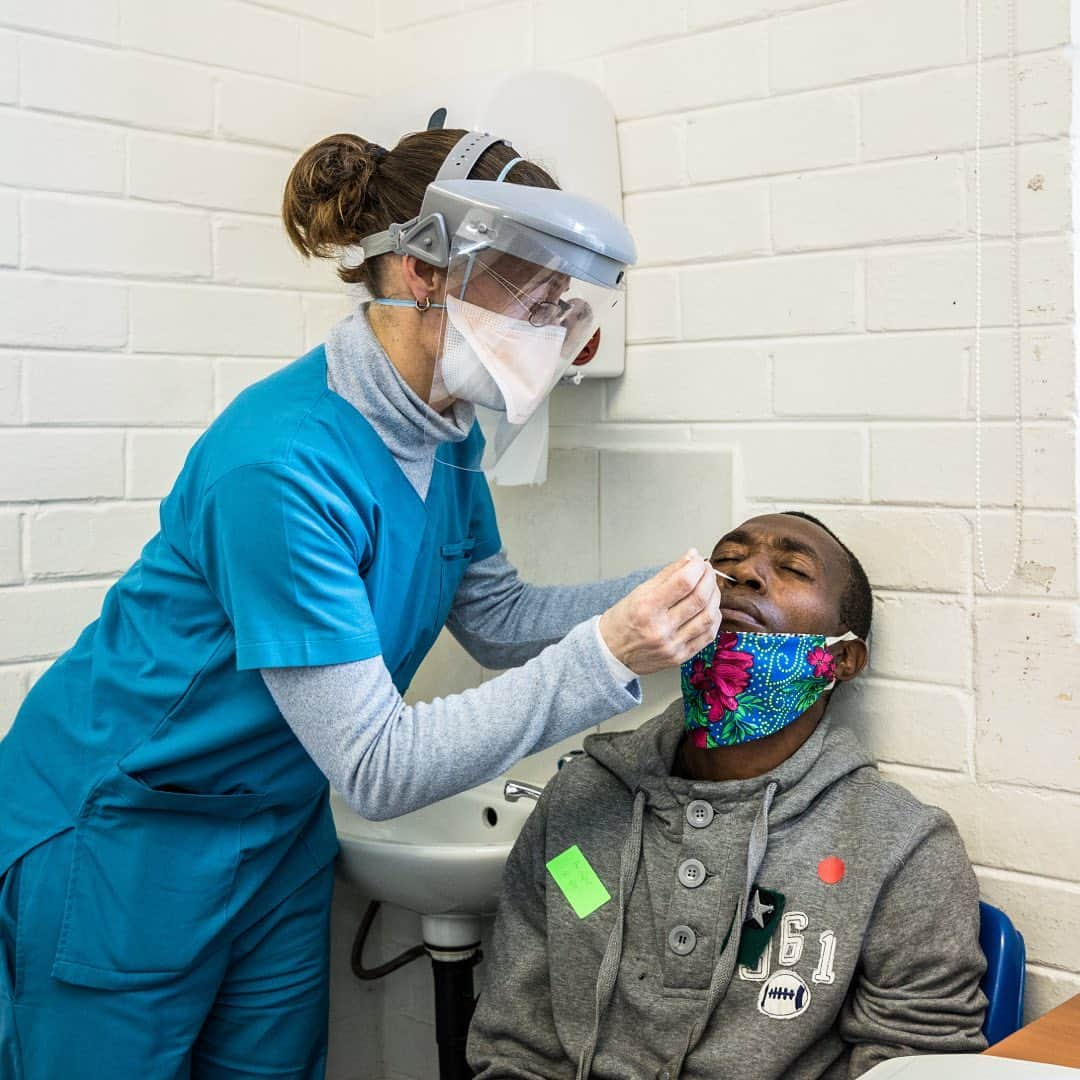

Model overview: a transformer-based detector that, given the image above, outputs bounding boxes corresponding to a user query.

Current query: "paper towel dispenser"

[359,70,628,380]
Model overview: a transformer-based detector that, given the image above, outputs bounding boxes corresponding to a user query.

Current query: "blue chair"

[979,901,1026,1045]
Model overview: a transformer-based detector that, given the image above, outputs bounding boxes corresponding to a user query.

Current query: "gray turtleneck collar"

[325,306,475,500]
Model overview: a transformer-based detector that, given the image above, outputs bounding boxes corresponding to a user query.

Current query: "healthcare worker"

[0,127,722,1079]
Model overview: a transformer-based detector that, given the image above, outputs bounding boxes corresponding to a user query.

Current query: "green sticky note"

[546,845,611,919]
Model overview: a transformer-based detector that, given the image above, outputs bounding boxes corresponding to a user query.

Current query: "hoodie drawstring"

[671,780,779,1074]
[575,781,779,1080]
[576,789,646,1080]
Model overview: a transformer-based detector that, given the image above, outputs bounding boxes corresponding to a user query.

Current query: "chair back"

[979,900,1026,1045]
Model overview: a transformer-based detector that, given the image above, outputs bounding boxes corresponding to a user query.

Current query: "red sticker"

[818,856,845,885]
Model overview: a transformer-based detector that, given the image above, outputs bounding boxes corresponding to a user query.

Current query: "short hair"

[781,512,873,639]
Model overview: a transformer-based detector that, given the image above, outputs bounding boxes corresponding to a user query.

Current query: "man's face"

[709,514,849,637]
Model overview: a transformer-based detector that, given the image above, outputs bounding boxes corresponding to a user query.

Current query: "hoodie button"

[668,924,696,956]
[677,858,706,889]
[685,800,714,828]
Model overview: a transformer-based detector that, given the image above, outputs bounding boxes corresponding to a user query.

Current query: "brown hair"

[282,129,558,293]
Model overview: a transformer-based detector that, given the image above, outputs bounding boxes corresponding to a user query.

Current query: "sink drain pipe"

[429,944,483,1080]
[351,903,483,1080]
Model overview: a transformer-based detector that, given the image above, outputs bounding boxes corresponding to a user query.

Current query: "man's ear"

[833,639,867,683]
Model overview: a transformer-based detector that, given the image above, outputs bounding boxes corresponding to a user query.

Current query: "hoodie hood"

[584,699,874,830]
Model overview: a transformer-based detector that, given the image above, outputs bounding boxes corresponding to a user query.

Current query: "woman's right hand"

[598,551,722,676]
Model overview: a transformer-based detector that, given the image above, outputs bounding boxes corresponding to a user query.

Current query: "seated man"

[468,512,987,1080]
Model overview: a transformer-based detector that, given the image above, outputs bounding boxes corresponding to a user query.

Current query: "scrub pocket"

[51,764,265,991]
[437,538,476,622]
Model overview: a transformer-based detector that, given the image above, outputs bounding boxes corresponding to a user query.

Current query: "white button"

[677,858,707,889]
[685,800,714,828]
[668,924,696,956]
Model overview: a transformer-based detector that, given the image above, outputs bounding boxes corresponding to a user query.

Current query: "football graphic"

[758,970,811,1020]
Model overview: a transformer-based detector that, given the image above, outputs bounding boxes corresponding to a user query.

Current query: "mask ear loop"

[821,630,864,690]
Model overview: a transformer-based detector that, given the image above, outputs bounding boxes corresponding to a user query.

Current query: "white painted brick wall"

[0,189,17,267]
[686,88,858,184]
[860,53,1070,162]
[0,581,112,662]
[128,132,296,215]
[19,36,215,134]
[23,354,214,426]
[625,182,770,265]
[117,0,301,80]
[0,430,125,501]
[28,503,160,579]
[0,354,18,423]
[0,509,20,584]
[0,273,128,348]
[772,156,968,251]
[603,24,768,118]
[23,195,213,279]
[866,237,1072,330]
[215,74,364,151]
[0,30,17,103]
[129,283,305,356]
[681,252,861,338]
[772,334,969,419]
[3,3,1079,1077]
[769,0,967,92]
[125,429,203,499]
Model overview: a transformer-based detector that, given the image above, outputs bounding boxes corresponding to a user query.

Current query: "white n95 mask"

[441,294,569,425]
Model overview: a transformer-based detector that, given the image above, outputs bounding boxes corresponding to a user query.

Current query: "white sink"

[331,779,538,923]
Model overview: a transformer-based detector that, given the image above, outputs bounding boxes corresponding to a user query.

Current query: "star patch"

[749,889,775,928]
[737,885,785,969]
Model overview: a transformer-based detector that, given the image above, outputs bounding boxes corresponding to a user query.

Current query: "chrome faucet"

[503,780,543,803]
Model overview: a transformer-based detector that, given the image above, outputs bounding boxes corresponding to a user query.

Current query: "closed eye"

[711,548,747,564]
[781,564,812,579]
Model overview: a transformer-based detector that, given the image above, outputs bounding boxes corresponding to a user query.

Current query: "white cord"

[973,0,1024,592]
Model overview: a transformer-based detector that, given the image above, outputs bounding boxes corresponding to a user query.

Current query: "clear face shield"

[352,130,636,477]
[428,210,623,472]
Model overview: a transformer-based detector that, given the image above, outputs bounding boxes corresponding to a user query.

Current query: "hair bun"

[282,133,385,261]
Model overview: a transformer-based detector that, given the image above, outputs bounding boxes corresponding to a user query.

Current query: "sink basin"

[331,779,537,920]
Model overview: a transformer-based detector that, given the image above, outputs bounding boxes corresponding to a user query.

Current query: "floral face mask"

[681,630,861,749]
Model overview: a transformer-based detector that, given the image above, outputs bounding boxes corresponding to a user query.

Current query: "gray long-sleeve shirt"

[261,308,650,820]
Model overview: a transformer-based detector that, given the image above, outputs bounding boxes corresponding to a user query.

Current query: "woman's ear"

[833,639,868,683]
[401,255,441,304]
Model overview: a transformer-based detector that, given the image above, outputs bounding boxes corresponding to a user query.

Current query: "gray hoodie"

[468,702,987,1079]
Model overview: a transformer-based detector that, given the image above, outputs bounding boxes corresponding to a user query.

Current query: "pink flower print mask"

[681,631,861,748]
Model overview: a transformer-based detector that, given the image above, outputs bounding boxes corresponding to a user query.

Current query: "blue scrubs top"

[0,346,500,989]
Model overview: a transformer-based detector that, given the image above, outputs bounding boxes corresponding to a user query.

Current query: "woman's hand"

[599,551,722,676]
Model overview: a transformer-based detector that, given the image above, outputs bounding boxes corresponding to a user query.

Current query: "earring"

[415,297,431,311]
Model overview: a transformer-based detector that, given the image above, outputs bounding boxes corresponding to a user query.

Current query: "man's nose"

[724,556,767,592]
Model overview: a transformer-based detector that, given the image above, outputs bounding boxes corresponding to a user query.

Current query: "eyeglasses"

[526,298,572,327]
[474,260,572,325]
